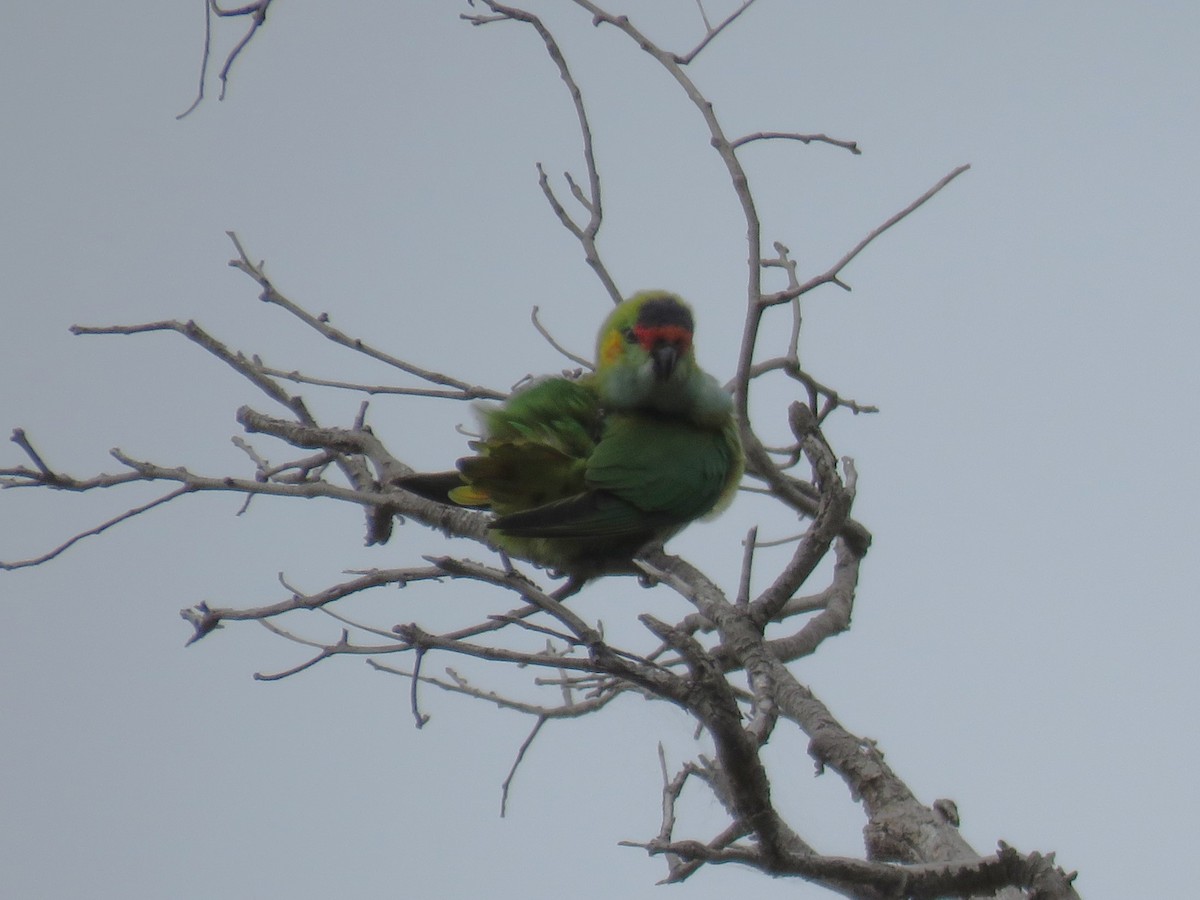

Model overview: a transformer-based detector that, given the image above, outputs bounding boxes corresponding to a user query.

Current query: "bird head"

[594,291,702,414]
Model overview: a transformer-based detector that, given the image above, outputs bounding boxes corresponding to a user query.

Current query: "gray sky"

[2,3,1197,898]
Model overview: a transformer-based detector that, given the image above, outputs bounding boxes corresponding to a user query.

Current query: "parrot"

[397,290,743,578]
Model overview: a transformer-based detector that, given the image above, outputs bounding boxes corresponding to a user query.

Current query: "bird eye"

[621,327,638,344]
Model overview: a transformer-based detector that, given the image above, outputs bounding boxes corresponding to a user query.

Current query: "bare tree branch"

[179,566,446,644]
[1,485,193,571]
[501,715,546,816]
[465,4,622,304]
[225,232,504,399]
[530,305,593,369]
[731,130,862,155]
[675,0,758,64]
[764,163,972,306]
[178,0,277,119]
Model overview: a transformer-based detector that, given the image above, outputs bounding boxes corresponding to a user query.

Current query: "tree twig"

[177,0,277,119]
[530,306,593,369]
[765,164,972,305]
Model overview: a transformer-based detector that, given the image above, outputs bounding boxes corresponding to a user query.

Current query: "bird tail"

[392,471,488,508]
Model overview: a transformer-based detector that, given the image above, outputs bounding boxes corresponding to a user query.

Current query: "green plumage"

[397,291,743,577]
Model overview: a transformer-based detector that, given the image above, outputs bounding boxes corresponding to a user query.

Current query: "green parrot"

[398,290,743,577]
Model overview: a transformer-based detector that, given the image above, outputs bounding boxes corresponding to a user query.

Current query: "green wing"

[480,377,602,458]
[452,377,601,513]
[587,413,737,522]
[395,377,600,511]
[493,412,738,539]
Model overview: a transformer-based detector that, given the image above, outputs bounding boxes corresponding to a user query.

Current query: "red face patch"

[633,323,693,353]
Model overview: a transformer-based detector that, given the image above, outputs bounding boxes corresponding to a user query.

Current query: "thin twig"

[226,232,499,397]
[735,527,757,606]
[252,622,353,678]
[501,716,547,817]
[8,428,65,484]
[467,4,622,303]
[176,0,213,119]
[675,0,758,65]
[732,130,861,155]
[214,0,275,102]
[410,647,432,728]
[1,487,194,570]
[530,306,593,369]
[765,164,972,305]
[178,0,276,118]
[179,566,448,645]
[254,363,503,400]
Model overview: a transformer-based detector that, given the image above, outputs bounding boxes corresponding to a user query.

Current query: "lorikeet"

[398,291,743,577]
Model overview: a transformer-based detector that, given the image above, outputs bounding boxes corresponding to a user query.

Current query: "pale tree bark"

[1,3,1079,898]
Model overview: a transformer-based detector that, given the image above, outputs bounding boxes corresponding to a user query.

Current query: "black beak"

[651,343,678,380]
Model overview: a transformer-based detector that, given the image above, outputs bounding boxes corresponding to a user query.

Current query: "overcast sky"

[2,3,1197,898]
